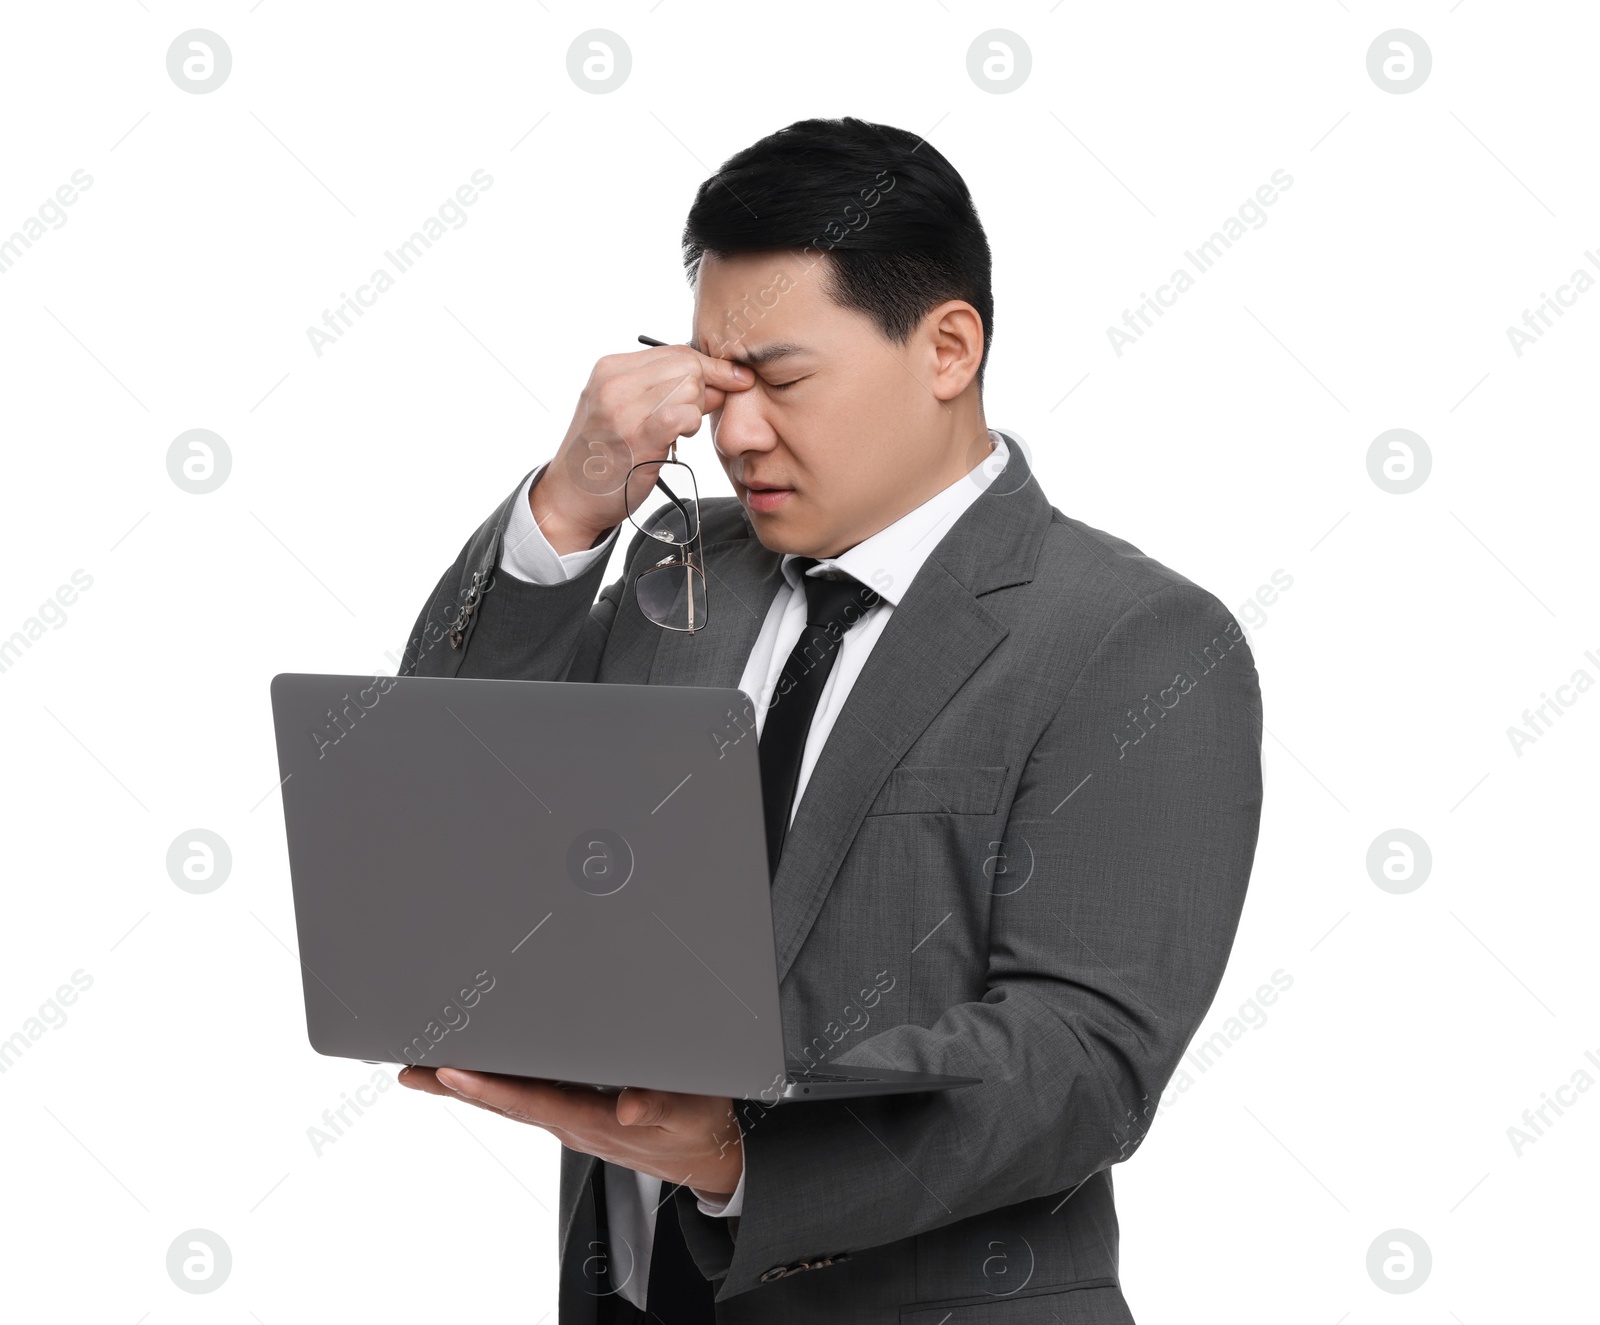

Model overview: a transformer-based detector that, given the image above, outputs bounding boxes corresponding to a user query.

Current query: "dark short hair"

[681,116,993,392]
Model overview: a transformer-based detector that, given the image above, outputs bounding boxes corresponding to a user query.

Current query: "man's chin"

[752,530,853,563]
[749,517,817,557]
[741,499,854,559]
[752,528,799,555]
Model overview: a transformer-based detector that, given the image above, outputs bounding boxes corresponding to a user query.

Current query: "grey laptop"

[269,673,980,1104]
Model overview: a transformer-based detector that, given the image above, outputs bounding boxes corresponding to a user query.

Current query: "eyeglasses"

[625,440,708,633]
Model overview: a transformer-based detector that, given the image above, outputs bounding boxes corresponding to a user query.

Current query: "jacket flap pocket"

[866,765,1008,816]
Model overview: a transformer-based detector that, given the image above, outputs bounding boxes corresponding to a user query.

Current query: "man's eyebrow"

[689,338,810,368]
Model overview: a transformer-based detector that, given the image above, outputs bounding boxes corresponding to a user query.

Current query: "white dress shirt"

[498,430,1009,1308]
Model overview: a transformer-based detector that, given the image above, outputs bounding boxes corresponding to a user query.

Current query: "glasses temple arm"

[653,474,693,530]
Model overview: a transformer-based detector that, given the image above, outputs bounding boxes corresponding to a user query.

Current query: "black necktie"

[758,558,882,880]
[646,1182,718,1321]
[588,1164,716,1322]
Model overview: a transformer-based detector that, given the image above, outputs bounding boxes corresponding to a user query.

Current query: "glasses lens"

[637,560,708,632]
[627,460,699,546]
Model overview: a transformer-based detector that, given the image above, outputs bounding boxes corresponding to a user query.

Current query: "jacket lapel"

[768,558,1008,981]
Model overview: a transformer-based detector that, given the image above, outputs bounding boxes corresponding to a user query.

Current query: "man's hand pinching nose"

[397,1064,745,1202]
[533,338,758,555]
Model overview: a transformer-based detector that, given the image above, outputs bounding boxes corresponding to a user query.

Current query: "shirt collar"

[780,429,1011,607]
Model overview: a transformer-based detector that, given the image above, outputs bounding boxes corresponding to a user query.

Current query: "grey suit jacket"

[399,437,1263,1323]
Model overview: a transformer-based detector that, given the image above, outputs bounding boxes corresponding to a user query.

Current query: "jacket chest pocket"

[863,764,1009,816]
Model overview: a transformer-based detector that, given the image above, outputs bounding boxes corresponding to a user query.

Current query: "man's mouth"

[740,477,793,513]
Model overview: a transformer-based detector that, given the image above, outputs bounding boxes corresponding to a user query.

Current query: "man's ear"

[925,300,985,401]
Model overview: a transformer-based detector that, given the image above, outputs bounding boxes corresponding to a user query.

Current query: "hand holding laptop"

[396,1063,744,1202]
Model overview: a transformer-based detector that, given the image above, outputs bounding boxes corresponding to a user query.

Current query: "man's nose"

[711,388,776,461]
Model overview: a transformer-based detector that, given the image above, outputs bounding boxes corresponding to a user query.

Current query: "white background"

[1,2,1594,1319]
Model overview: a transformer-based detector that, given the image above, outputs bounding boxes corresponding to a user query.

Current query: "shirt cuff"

[692,1164,745,1218]
[498,462,620,583]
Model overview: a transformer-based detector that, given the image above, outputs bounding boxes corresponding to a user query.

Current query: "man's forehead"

[691,250,828,363]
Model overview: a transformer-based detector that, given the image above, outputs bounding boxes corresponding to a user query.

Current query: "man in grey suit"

[395,117,1263,1323]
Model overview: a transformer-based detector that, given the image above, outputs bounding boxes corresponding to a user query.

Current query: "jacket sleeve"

[398,467,647,683]
[679,581,1265,1299]
[500,462,620,585]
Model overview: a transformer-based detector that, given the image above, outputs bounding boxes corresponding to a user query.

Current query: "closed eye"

[765,376,805,392]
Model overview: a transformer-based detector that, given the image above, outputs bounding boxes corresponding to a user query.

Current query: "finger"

[639,370,705,431]
[436,1067,616,1130]
[700,352,754,394]
[398,1065,522,1120]
[396,1065,454,1097]
[660,404,705,441]
[659,344,753,395]
[614,1087,674,1128]
[640,361,743,432]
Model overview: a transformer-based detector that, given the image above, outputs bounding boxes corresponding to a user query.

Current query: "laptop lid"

[269,673,789,1100]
